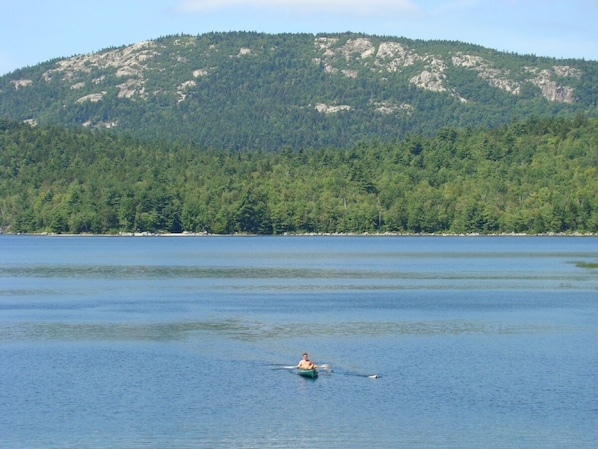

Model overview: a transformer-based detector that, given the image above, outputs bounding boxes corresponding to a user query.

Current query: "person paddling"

[297,352,316,370]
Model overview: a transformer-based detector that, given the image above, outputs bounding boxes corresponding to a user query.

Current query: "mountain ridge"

[1,31,597,150]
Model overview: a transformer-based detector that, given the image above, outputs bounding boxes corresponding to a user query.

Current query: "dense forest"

[1,114,596,235]
[1,32,597,151]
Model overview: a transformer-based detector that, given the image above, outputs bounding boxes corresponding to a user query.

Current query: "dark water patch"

[0,318,589,344]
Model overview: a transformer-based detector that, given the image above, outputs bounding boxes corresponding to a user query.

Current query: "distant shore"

[2,231,596,237]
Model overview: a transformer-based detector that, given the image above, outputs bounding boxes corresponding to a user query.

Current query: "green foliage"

[1,32,596,151]
[1,115,597,235]
[575,261,598,269]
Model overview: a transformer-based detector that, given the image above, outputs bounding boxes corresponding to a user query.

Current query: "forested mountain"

[1,115,596,235]
[1,32,597,235]
[1,32,597,150]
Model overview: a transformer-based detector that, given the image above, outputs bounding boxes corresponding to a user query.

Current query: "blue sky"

[1,0,597,75]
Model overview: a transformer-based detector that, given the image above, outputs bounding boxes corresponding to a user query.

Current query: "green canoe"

[297,368,318,378]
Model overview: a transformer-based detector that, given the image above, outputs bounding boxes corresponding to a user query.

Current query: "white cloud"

[176,0,423,17]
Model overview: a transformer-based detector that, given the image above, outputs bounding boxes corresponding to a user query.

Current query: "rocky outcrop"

[452,53,521,94]
[525,66,579,103]
[42,41,159,100]
[313,37,579,103]
[409,57,448,92]
[1,32,589,144]
[76,92,106,103]
[315,103,351,113]
[375,42,419,71]
[177,80,197,102]
[20,34,581,107]
[451,53,580,102]
[371,101,413,115]
[11,79,32,89]
[43,41,158,82]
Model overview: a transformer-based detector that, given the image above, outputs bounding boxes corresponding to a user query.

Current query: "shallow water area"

[1,235,597,448]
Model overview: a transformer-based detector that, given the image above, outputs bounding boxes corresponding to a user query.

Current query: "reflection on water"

[1,262,596,294]
[1,263,595,282]
[0,317,590,344]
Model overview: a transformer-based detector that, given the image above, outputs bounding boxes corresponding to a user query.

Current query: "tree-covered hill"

[1,115,596,235]
[1,32,597,151]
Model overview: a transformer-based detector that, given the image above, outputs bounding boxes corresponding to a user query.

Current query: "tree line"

[1,114,597,235]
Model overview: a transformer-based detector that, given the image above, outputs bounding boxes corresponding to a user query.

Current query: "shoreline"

[2,231,596,237]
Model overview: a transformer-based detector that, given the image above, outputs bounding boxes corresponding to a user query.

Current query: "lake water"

[0,235,596,448]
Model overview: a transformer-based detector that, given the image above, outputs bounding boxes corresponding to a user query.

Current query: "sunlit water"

[1,235,597,448]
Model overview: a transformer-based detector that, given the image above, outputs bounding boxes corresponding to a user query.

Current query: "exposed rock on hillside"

[315,103,352,113]
[525,67,578,103]
[452,53,521,94]
[1,32,594,151]
[314,37,581,103]
[13,35,583,106]
[11,79,33,89]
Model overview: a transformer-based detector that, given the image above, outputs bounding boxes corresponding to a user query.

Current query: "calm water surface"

[1,235,597,448]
